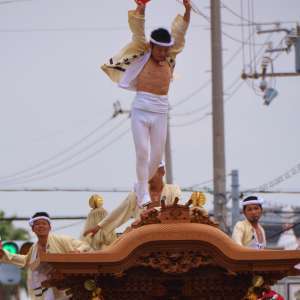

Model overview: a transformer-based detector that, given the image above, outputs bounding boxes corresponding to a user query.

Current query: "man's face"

[244,204,262,224]
[32,219,51,237]
[151,45,170,63]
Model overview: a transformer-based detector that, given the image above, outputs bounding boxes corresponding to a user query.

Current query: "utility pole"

[165,114,173,184]
[231,170,240,231]
[294,25,300,72]
[210,0,227,230]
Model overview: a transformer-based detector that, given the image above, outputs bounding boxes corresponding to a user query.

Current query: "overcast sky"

[0,0,300,241]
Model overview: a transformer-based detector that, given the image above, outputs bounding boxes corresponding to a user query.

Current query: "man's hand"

[135,0,146,15]
[183,0,192,11]
[183,0,191,22]
[83,225,101,237]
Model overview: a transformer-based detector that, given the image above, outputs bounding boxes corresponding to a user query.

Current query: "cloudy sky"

[0,0,300,240]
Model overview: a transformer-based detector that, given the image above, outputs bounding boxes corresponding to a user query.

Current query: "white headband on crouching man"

[28,216,51,227]
[158,160,165,168]
[241,196,264,207]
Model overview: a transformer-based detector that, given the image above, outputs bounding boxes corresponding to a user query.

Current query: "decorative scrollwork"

[137,251,214,273]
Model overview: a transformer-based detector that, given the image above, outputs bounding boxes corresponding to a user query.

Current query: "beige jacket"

[81,207,117,250]
[101,9,189,85]
[232,219,266,249]
[98,184,182,234]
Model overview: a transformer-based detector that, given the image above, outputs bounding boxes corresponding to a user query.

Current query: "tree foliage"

[0,211,29,241]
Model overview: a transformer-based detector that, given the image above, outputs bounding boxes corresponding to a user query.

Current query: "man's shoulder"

[233,220,248,229]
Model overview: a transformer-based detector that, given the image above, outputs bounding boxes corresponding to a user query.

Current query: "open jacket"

[232,219,266,249]
[101,9,189,90]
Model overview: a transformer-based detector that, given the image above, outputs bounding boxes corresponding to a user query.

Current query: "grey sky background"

[0,0,300,241]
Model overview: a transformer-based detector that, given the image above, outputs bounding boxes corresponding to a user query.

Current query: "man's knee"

[136,149,149,163]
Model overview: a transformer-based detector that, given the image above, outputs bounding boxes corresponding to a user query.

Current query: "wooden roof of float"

[41,201,300,300]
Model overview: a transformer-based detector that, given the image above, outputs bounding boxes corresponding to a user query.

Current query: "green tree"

[0,211,29,241]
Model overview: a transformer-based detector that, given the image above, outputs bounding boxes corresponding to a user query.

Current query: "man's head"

[29,212,51,237]
[242,196,263,224]
[150,28,173,63]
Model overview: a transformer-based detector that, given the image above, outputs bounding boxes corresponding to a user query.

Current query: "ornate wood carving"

[132,200,218,229]
[137,251,214,273]
[190,207,219,227]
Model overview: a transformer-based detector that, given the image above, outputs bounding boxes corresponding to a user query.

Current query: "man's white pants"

[131,107,167,207]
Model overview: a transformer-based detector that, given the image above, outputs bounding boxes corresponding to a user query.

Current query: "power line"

[191,4,266,46]
[2,126,131,185]
[0,187,131,192]
[0,117,113,181]
[0,26,136,33]
[171,32,254,116]
[244,162,300,194]
[53,220,85,232]
[169,28,276,125]
[0,117,129,185]
[1,187,300,194]
[170,78,245,128]
[170,28,265,113]
[221,2,298,27]
[0,0,31,5]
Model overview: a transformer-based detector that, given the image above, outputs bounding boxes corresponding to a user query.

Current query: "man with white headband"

[83,162,181,238]
[101,0,191,208]
[0,212,91,300]
[232,196,266,249]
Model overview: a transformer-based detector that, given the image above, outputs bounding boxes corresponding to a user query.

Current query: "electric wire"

[170,79,245,128]
[0,117,113,181]
[240,0,246,71]
[250,0,257,73]
[1,126,131,186]
[171,31,255,116]
[0,0,31,5]
[0,117,129,186]
[221,2,298,27]
[53,220,85,232]
[244,162,300,194]
[247,0,253,73]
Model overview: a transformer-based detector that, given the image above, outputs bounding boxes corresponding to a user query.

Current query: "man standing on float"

[101,0,191,208]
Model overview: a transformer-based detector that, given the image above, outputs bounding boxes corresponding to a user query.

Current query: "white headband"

[158,160,165,168]
[241,197,264,207]
[29,216,51,226]
[150,37,174,47]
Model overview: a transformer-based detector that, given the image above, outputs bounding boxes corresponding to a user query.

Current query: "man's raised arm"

[183,0,192,23]
[135,0,145,16]
[169,0,192,59]
[127,0,147,46]
[0,245,28,268]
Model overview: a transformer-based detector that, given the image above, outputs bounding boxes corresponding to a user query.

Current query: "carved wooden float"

[41,201,300,299]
